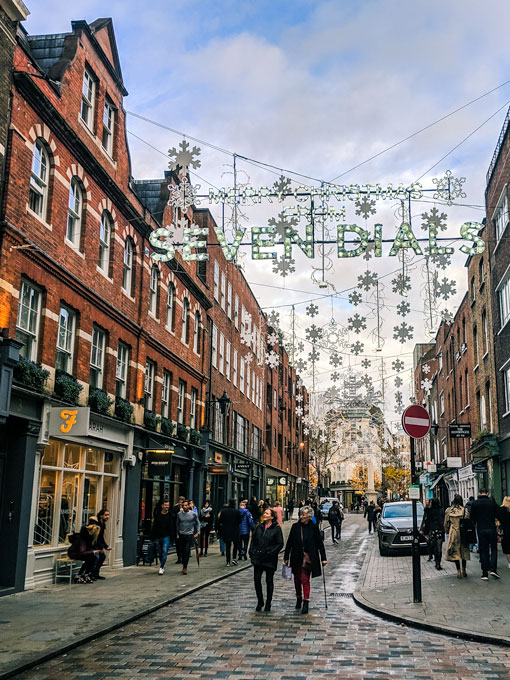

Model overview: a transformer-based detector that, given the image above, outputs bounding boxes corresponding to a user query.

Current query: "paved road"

[18,516,510,680]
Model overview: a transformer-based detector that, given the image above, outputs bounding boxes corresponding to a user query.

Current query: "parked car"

[377,501,427,556]
[319,497,342,519]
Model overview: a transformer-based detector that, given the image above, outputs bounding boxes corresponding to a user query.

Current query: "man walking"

[328,500,344,543]
[470,489,500,580]
[150,501,172,575]
[172,496,185,564]
[176,500,200,575]
[366,501,380,534]
[216,499,241,566]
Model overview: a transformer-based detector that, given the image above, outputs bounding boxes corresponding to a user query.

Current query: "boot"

[301,600,309,614]
[456,569,462,579]
[427,555,434,562]
[295,597,303,610]
[256,601,264,612]
[182,567,187,575]
[264,602,271,612]
[435,561,443,570]
[462,568,467,578]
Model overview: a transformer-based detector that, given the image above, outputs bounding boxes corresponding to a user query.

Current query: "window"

[240,356,245,393]
[162,370,172,418]
[440,391,444,416]
[181,298,190,343]
[213,261,219,301]
[470,276,476,304]
[438,352,443,372]
[166,283,175,331]
[479,259,485,286]
[213,401,225,443]
[89,326,106,389]
[473,325,479,365]
[486,382,493,432]
[81,67,96,130]
[29,139,49,217]
[273,389,277,410]
[177,380,186,423]
[220,273,226,311]
[500,276,510,328]
[98,211,112,273]
[212,324,218,368]
[227,283,232,319]
[66,178,83,247]
[504,368,510,414]
[55,305,76,373]
[478,392,487,431]
[233,349,238,386]
[144,360,155,411]
[465,368,469,407]
[193,312,201,354]
[246,363,250,401]
[115,342,129,399]
[122,239,134,294]
[102,98,115,156]
[190,388,198,429]
[481,310,488,356]
[234,294,239,329]
[494,190,508,242]
[251,369,256,403]
[235,413,247,453]
[149,266,159,317]
[15,279,41,360]
[218,333,224,374]
[225,340,231,380]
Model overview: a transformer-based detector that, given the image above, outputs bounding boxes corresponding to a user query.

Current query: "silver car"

[377,501,427,556]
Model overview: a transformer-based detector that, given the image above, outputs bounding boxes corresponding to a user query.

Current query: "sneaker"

[226,562,231,567]
[490,571,500,579]
[232,559,238,566]
[158,567,164,575]
[481,574,489,580]
[507,563,510,569]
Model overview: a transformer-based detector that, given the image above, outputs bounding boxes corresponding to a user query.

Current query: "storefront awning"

[429,473,446,490]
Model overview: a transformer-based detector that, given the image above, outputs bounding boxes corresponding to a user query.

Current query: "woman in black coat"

[284,505,327,614]
[421,496,445,570]
[249,507,284,612]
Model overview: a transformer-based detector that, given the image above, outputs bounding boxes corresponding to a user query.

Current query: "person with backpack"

[150,500,173,575]
[249,507,284,612]
[68,523,102,583]
[328,500,344,543]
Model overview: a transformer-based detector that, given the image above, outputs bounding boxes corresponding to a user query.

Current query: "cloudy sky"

[24,1,510,426]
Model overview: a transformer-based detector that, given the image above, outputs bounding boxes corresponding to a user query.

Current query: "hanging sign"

[449,424,471,439]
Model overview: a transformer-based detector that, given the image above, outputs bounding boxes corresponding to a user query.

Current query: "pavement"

[354,520,510,645]
[0,522,294,679]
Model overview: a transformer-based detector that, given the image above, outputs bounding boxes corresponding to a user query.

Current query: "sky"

[23,1,510,427]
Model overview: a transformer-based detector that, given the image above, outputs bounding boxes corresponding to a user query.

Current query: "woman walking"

[284,505,327,614]
[199,500,213,557]
[499,496,510,568]
[444,494,470,578]
[249,507,284,612]
[421,497,445,570]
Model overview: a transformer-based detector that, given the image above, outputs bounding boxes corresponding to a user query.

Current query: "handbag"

[459,509,476,547]
[282,564,292,579]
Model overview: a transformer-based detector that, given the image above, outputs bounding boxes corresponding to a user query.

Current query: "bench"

[54,556,79,584]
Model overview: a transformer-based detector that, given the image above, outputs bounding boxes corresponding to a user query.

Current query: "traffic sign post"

[402,405,431,605]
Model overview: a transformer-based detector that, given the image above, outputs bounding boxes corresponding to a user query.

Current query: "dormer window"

[81,67,96,130]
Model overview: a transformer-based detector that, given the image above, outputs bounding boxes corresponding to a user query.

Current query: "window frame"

[166,282,175,332]
[15,279,42,361]
[66,177,83,248]
[102,97,115,157]
[190,387,198,429]
[115,342,129,399]
[98,211,112,274]
[493,185,509,243]
[149,266,160,317]
[122,238,134,295]
[181,297,190,344]
[193,311,201,354]
[29,139,49,218]
[162,370,172,418]
[177,380,186,424]
[211,324,218,369]
[144,359,155,411]
[81,66,96,131]
[55,305,76,374]
[89,325,106,389]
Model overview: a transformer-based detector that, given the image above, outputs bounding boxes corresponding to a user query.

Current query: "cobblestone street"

[16,515,510,680]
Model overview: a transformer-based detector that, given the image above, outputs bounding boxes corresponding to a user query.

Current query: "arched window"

[149,266,160,316]
[29,139,49,218]
[193,311,201,354]
[66,178,83,247]
[122,238,134,294]
[98,211,112,273]
[181,297,189,344]
[166,282,175,331]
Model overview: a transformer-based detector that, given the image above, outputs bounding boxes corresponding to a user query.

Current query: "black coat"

[249,519,284,570]
[284,520,326,578]
[328,506,343,524]
[421,506,445,538]
[216,506,242,542]
[470,496,500,533]
[150,511,173,539]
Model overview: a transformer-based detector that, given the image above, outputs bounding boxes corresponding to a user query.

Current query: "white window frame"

[240,356,245,393]
[177,380,185,424]
[193,312,201,354]
[479,393,487,431]
[234,294,239,329]
[190,387,198,429]
[504,368,510,414]
[181,298,189,344]
[440,391,445,416]
[162,370,171,418]
[233,348,238,386]
[66,178,82,247]
[218,332,225,374]
[211,324,218,368]
[81,66,96,130]
[102,98,115,156]
[227,283,232,319]
[144,360,155,411]
[15,279,41,361]
[115,342,129,399]
[90,326,106,389]
[220,273,226,311]
[56,305,76,373]
[213,261,220,301]
[225,340,231,381]
[149,266,159,317]
[122,238,134,294]
[29,139,49,218]
[499,276,510,329]
[166,283,175,331]
[493,186,508,243]
[98,211,112,273]
[251,368,256,403]
[246,362,250,401]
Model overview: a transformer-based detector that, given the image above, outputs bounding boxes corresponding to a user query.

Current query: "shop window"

[66,178,83,248]
[55,305,76,373]
[116,342,129,399]
[29,139,49,218]
[15,279,42,361]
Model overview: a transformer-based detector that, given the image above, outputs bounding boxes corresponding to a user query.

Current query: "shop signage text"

[49,406,90,437]
[449,424,472,439]
[472,460,488,473]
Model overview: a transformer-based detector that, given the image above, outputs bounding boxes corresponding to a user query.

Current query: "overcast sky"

[24,1,510,426]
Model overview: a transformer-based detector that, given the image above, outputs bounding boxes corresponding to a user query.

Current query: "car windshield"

[383,504,423,518]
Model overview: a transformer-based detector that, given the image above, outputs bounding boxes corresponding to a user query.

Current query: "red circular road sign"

[401,404,431,439]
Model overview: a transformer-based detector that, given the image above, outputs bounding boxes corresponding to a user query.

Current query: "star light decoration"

[421,378,433,395]
[351,341,364,356]
[306,303,319,318]
[432,170,467,206]
[265,350,280,369]
[348,313,367,334]
[392,358,405,373]
[358,271,378,291]
[272,255,296,277]
[348,290,363,306]
[355,196,377,219]
[168,140,202,175]
[393,322,414,343]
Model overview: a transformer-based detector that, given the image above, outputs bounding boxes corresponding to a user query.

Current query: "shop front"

[204,445,263,512]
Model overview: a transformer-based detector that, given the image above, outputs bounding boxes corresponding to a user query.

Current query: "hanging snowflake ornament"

[440,308,454,323]
[394,376,403,388]
[303,427,310,436]
[422,363,431,375]
[306,303,319,318]
[305,325,323,342]
[432,169,467,206]
[330,352,343,368]
[308,348,320,363]
[295,393,304,403]
[331,371,340,382]
[265,350,280,369]
[297,341,305,353]
[358,271,378,291]
[434,275,457,301]
[395,391,403,404]
[347,313,367,334]
[392,358,405,373]
[168,140,201,174]
[393,322,414,344]
[240,327,253,346]
[361,358,371,369]
[267,310,280,328]
[268,212,299,241]
[421,207,448,232]
[295,358,307,373]
[324,386,340,402]
[355,196,377,219]
[267,332,278,346]
[396,300,411,317]
[272,255,296,277]
[272,175,292,198]
[244,352,254,365]
[351,341,364,356]
[348,290,363,306]
[428,250,452,270]
[167,180,200,210]
[421,378,433,395]
[363,242,375,261]
[391,273,411,296]
[295,405,304,417]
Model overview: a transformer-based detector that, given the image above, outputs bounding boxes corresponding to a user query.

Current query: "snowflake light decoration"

[362,242,375,261]
[168,140,201,174]
[391,273,411,296]
[272,255,296,277]
[244,352,254,365]
[432,170,467,206]
[358,271,378,291]
[393,322,414,343]
[355,197,377,219]
[295,393,304,403]
[395,391,403,405]
[428,250,452,270]
[422,363,431,375]
[267,310,280,327]
[167,180,199,210]
[347,313,367,334]
[434,276,457,301]
[361,358,371,369]
[396,300,411,317]
[392,358,405,373]
[421,378,433,395]
[324,386,340,402]
[394,376,403,388]
[306,303,319,318]
[330,352,343,368]
[440,308,454,323]
[295,358,307,373]
[308,348,320,362]
[303,427,310,436]
[305,325,323,342]
[348,290,363,306]
[297,341,305,353]
[295,406,304,417]
[267,332,278,346]
[268,212,299,241]
[421,207,448,232]
[351,341,364,356]
[273,175,291,197]
[240,328,253,345]
[265,350,280,369]
[331,371,340,382]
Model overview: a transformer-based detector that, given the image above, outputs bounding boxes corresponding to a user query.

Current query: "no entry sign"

[401,405,431,439]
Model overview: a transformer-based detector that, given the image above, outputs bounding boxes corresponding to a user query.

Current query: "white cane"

[322,563,328,610]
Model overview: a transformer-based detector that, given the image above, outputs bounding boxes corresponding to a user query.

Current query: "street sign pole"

[410,436,422,603]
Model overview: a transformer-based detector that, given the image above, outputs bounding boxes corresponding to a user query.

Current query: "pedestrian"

[249,507,284,612]
[499,496,510,568]
[172,496,185,564]
[216,499,242,566]
[284,505,327,614]
[366,501,380,534]
[312,502,322,526]
[68,523,102,583]
[88,509,111,579]
[236,501,254,561]
[421,497,445,570]
[423,499,434,561]
[150,500,172,575]
[444,494,470,579]
[465,495,477,552]
[273,500,284,526]
[199,500,213,557]
[470,489,500,580]
[328,500,344,543]
[176,500,200,575]
[363,499,369,518]
[249,497,259,524]
[288,498,295,521]
[258,499,266,522]
[189,500,198,516]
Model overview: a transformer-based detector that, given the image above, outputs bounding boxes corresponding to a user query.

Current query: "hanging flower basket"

[13,357,49,390]
[54,370,83,404]
[88,388,113,415]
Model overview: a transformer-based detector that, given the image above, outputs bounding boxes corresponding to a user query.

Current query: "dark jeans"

[368,518,376,533]
[478,529,498,575]
[200,527,211,555]
[254,565,275,606]
[329,521,341,540]
[225,539,240,564]
[93,550,106,576]
[430,537,443,563]
[71,553,95,576]
[235,534,250,559]
[179,534,194,569]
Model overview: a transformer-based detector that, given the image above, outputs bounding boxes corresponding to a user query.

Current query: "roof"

[132,179,167,219]
[26,33,68,72]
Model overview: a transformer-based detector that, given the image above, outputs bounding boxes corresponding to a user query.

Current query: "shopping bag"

[281,564,293,579]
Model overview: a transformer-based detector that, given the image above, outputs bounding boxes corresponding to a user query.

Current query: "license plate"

[400,535,413,541]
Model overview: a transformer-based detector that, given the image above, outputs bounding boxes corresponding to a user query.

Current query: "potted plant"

[189,428,201,445]
[176,423,189,441]
[144,410,161,430]
[54,370,83,404]
[115,397,133,423]
[88,388,113,414]
[13,357,49,389]
[160,417,175,436]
